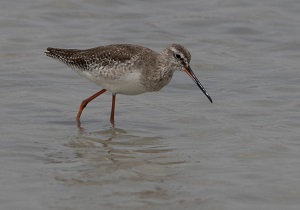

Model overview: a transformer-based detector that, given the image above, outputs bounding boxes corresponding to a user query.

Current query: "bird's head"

[162,44,213,103]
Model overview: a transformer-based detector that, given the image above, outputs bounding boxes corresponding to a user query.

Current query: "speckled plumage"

[45,43,212,126]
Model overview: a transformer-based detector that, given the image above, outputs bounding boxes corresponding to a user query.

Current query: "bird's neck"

[157,54,176,76]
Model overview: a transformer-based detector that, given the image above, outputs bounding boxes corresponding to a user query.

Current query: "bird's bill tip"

[184,67,213,103]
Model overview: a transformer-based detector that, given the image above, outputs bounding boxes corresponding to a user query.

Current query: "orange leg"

[76,89,107,122]
[110,94,116,127]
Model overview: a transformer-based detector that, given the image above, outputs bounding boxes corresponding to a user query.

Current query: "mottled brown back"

[45,44,155,72]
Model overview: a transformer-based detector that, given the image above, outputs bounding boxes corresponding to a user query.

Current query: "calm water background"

[1,0,300,209]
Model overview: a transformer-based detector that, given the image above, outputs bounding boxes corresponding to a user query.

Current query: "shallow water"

[1,0,300,209]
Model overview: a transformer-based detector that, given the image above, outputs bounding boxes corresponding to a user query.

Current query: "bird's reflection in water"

[59,125,185,186]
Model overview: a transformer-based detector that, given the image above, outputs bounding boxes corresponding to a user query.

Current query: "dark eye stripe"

[175,53,181,59]
[174,53,188,66]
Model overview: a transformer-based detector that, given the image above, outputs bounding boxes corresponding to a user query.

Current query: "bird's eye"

[174,53,181,59]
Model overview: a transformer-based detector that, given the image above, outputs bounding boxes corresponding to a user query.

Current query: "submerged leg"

[76,89,107,122]
[110,94,116,127]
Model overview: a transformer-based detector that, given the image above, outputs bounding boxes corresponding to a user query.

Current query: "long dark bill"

[184,66,213,103]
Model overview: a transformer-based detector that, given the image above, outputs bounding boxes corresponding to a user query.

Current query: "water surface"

[1,0,300,209]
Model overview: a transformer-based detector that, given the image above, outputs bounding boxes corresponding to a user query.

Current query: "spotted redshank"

[45,44,212,127]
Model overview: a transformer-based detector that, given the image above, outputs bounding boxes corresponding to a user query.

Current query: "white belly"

[77,70,148,95]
